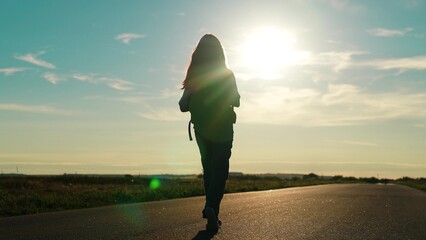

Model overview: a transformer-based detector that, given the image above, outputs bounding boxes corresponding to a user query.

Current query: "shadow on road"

[192,230,217,240]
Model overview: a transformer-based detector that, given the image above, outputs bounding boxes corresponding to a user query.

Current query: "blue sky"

[1,0,425,178]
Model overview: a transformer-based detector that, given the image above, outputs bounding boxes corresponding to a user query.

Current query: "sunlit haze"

[241,27,310,79]
[1,0,425,178]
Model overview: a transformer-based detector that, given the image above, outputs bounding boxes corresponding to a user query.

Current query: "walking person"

[179,34,240,232]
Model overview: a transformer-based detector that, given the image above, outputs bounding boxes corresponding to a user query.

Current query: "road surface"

[1,184,425,240]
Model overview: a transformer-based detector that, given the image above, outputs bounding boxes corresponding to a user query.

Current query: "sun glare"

[241,27,308,79]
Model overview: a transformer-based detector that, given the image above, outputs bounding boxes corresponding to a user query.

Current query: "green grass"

[394,177,426,192]
[0,175,205,216]
[0,174,424,217]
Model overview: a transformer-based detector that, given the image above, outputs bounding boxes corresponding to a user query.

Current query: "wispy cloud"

[15,52,56,69]
[340,140,378,147]
[115,33,145,44]
[234,84,426,126]
[72,74,91,81]
[116,96,146,104]
[311,51,368,72]
[300,51,426,73]
[139,107,186,121]
[108,79,134,91]
[367,27,413,37]
[0,103,74,115]
[42,72,63,85]
[360,56,426,71]
[112,88,180,106]
[322,0,366,13]
[72,73,134,91]
[0,67,28,76]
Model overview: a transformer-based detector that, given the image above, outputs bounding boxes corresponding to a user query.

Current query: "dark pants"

[195,133,232,217]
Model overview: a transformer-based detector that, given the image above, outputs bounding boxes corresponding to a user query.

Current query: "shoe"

[204,207,220,232]
[202,209,222,227]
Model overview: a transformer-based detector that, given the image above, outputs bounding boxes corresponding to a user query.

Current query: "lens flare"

[149,178,161,190]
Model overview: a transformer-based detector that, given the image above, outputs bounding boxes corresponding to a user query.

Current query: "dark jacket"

[179,69,240,142]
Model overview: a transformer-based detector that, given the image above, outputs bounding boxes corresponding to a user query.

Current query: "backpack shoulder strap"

[188,120,193,141]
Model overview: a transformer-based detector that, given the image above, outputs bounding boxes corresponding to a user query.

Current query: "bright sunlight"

[241,27,309,79]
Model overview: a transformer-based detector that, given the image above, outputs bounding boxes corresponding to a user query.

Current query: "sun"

[240,27,308,79]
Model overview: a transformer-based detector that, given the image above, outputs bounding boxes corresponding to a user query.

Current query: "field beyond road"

[0,174,425,217]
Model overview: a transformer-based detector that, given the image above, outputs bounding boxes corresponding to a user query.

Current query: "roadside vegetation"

[394,176,426,192]
[0,173,424,217]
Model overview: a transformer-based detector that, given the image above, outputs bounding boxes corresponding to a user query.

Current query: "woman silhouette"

[179,34,240,231]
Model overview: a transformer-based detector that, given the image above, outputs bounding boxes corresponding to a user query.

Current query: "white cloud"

[73,73,92,81]
[308,51,368,72]
[0,103,74,115]
[322,0,366,13]
[114,88,179,105]
[340,140,378,147]
[301,51,426,73]
[15,52,56,69]
[235,84,426,126]
[116,96,145,104]
[42,72,63,85]
[107,79,134,91]
[234,50,366,83]
[360,56,426,71]
[367,28,413,37]
[115,33,145,44]
[139,108,187,121]
[72,73,134,91]
[0,67,28,76]
[160,88,180,98]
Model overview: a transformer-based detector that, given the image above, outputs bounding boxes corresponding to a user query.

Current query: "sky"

[1,0,425,178]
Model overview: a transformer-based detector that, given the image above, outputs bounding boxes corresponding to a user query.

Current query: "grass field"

[0,173,424,217]
[394,177,426,192]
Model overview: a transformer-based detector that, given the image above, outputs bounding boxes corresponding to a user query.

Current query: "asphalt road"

[1,184,425,240]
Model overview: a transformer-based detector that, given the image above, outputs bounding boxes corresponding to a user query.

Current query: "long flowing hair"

[182,34,228,90]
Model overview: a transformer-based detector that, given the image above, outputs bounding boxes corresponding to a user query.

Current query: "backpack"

[187,72,236,141]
